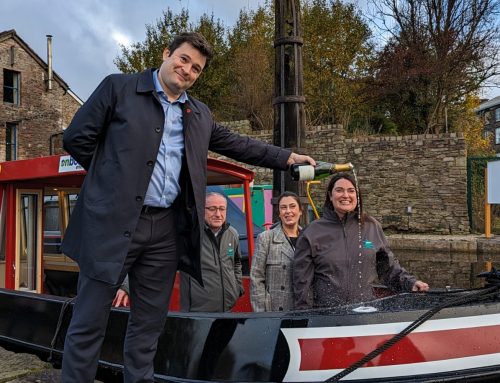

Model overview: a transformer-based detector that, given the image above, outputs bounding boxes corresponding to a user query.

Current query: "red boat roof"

[0,154,255,186]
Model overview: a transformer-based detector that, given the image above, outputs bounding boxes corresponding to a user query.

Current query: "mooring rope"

[48,296,76,364]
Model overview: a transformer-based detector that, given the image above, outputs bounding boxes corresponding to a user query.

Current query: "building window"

[496,127,500,145]
[3,69,20,105]
[496,108,500,122]
[484,111,491,124]
[6,122,17,161]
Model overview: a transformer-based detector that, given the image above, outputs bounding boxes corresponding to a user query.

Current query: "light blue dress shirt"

[143,70,187,207]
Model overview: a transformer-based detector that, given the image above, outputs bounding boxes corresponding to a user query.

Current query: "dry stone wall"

[345,133,469,234]
[214,120,470,234]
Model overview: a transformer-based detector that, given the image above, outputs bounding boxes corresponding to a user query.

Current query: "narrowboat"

[0,154,499,382]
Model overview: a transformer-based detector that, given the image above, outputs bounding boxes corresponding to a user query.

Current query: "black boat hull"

[1,288,500,382]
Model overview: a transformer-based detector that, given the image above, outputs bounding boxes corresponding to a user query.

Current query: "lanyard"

[281,223,299,251]
[285,235,295,251]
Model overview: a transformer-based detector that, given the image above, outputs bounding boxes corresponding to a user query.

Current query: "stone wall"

[345,133,469,234]
[0,34,81,160]
[214,120,470,234]
[210,120,275,183]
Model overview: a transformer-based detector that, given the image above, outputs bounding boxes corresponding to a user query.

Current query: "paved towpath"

[387,233,500,254]
[0,346,103,383]
[0,346,56,383]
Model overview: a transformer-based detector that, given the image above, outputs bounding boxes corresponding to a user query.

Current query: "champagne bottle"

[290,161,353,181]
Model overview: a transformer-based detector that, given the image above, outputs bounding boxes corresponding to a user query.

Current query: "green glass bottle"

[290,161,353,181]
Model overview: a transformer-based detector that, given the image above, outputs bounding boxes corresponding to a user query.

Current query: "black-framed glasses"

[205,206,227,213]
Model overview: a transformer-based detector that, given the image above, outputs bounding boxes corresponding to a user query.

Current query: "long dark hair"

[323,172,368,222]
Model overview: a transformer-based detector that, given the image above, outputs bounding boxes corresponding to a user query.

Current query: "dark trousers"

[61,207,178,383]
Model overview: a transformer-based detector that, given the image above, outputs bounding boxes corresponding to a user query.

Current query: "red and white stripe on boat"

[281,313,500,382]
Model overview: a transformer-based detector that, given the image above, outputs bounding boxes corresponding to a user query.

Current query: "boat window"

[17,191,42,292]
[43,194,62,256]
[64,192,78,223]
[42,189,79,297]
[42,190,79,258]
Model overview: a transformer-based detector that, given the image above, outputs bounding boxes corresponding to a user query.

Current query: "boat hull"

[0,289,500,382]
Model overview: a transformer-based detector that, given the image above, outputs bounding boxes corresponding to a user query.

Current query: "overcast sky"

[1,0,498,102]
[0,0,263,101]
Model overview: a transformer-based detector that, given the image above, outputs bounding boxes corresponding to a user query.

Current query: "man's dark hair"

[168,32,214,69]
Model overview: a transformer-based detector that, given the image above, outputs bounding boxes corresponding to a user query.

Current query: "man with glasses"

[180,192,243,312]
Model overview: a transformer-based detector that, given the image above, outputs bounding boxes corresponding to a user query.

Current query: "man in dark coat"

[61,32,314,383]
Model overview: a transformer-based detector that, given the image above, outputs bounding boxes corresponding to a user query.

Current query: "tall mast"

[273,0,306,212]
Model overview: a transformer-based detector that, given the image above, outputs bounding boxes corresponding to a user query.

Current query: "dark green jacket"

[180,222,243,312]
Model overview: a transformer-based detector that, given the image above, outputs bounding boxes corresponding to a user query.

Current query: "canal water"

[395,249,500,290]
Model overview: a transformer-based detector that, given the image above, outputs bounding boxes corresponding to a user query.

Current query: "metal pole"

[273,0,307,220]
[485,168,492,238]
[46,35,53,91]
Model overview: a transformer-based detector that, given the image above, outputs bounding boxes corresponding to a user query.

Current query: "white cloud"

[111,31,133,47]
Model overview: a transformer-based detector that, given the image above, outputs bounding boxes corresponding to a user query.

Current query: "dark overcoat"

[61,69,291,285]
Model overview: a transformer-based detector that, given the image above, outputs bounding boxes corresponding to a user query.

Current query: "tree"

[366,37,436,134]
[301,0,373,128]
[113,3,375,131]
[453,95,494,156]
[369,0,500,134]
[189,14,231,119]
[224,5,275,129]
[114,9,190,73]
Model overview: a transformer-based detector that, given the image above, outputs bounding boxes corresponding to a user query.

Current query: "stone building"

[0,29,82,161]
[476,95,500,156]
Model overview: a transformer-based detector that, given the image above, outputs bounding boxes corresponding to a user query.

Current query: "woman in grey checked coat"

[250,191,303,312]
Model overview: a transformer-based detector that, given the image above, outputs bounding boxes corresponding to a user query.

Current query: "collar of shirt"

[153,69,188,104]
